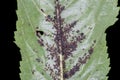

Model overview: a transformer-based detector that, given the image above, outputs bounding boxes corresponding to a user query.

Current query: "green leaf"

[15,0,119,80]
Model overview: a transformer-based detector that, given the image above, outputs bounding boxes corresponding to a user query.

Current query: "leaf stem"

[60,54,64,80]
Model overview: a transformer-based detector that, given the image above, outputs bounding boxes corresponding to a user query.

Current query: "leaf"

[15,0,119,80]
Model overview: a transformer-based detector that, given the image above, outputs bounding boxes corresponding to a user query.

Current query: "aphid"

[40,9,47,16]
[70,20,78,27]
[31,69,35,74]
[41,72,44,75]
[61,6,65,11]
[46,15,53,22]
[76,30,80,33]
[94,40,96,43]
[36,58,41,62]
[63,73,68,78]
[88,47,94,54]
[37,39,44,46]
[41,9,44,13]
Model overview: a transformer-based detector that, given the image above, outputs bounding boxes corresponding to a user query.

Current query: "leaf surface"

[15,0,119,80]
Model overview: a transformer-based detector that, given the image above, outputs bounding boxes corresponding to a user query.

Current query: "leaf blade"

[15,0,119,80]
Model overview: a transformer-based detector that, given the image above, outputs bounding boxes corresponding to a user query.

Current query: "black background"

[1,0,120,80]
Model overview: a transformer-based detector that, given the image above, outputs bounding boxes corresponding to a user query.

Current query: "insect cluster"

[35,0,95,80]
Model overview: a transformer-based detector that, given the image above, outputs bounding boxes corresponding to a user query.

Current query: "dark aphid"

[61,6,65,11]
[37,39,44,46]
[32,69,35,74]
[63,72,69,78]
[78,57,83,63]
[41,72,44,75]
[54,16,57,20]
[36,58,41,62]
[88,47,94,54]
[46,15,53,22]
[94,40,96,43]
[76,35,82,42]
[41,9,45,13]
[70,68,75,75]
[70,20,78,27]
[80,33,86,40]
[76,30,80,33]
[80,33,84,36]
